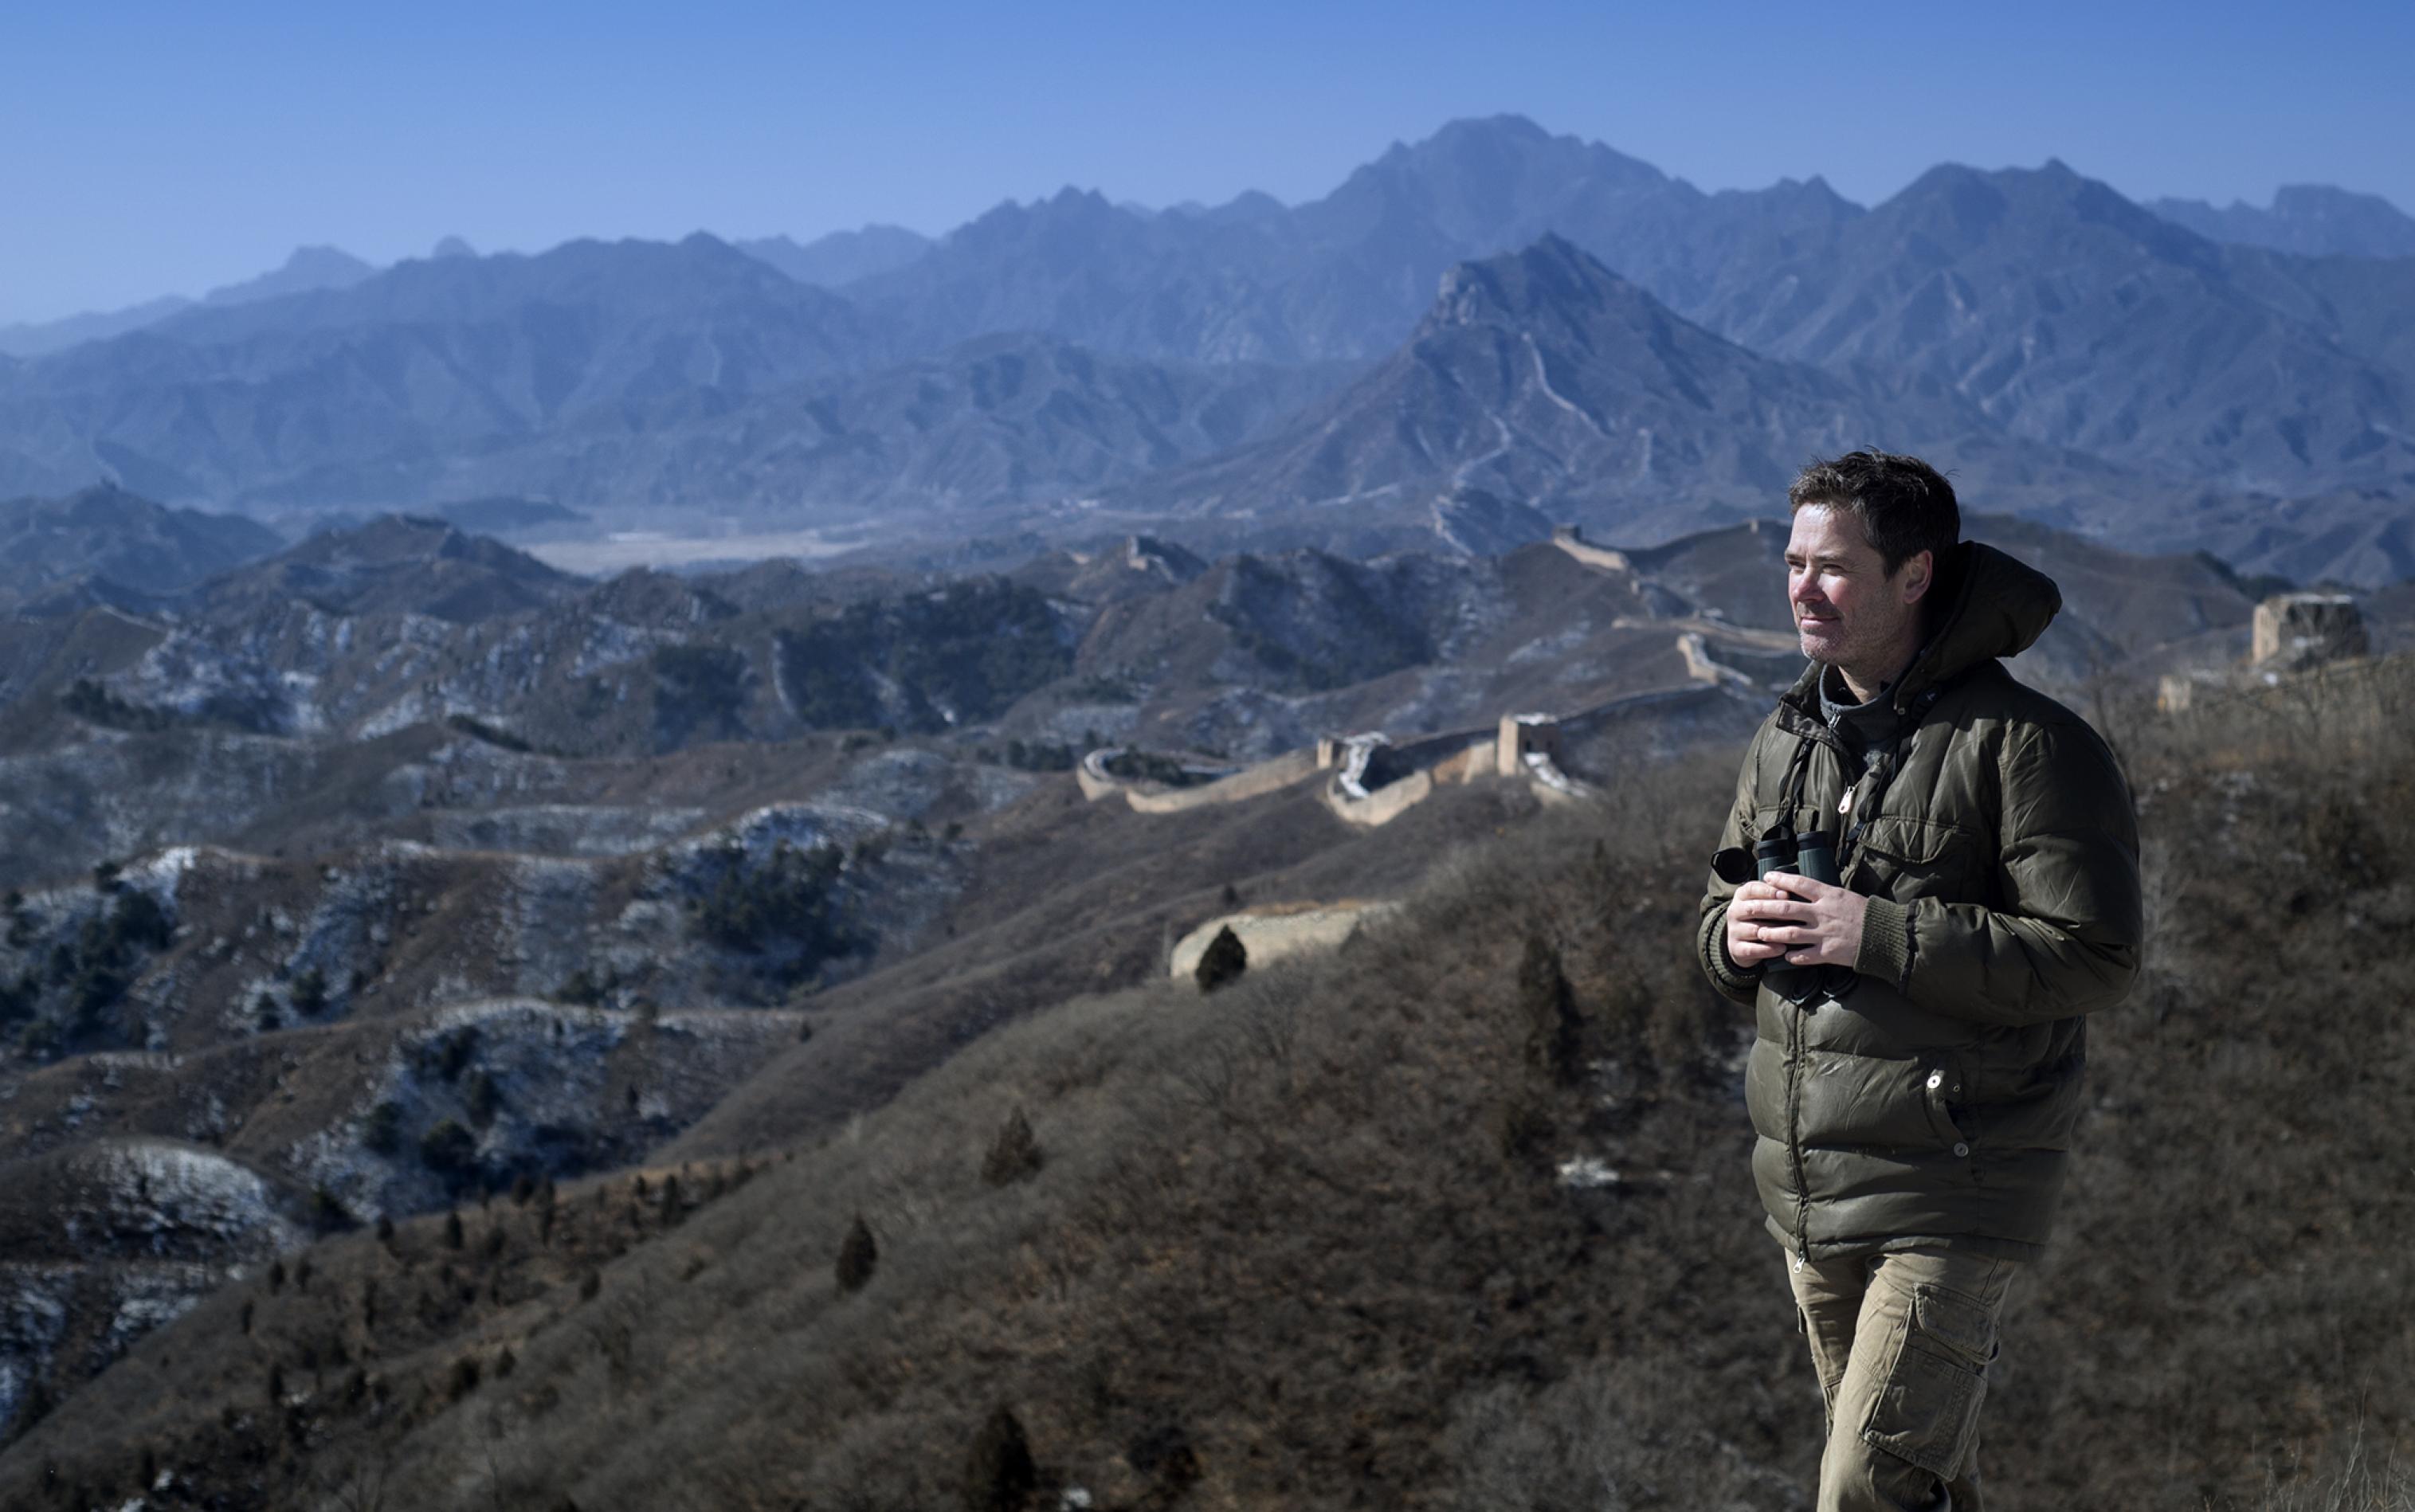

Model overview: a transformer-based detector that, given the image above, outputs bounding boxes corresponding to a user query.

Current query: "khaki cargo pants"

[1786,1247,2020,1512]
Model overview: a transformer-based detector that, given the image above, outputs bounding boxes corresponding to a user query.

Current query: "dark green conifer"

[1518,933,1582,1084]
[836,1213,878,1292]
[1194,924,1247,993]
[962,1404,1037,1512]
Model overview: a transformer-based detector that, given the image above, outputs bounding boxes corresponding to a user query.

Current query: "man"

[1695,452,2143,1511]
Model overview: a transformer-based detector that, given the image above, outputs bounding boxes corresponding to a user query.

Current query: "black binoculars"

[1711,828,1849,1002]
[1754,828,1839,888]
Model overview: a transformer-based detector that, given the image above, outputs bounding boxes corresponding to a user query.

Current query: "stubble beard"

[1805,600,1917,695]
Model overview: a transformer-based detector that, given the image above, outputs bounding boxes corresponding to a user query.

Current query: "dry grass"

[6,657,2413,1510]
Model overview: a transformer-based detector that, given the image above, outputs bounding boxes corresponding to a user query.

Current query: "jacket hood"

[1780,541,2064,719]
[1898,542,2061,705]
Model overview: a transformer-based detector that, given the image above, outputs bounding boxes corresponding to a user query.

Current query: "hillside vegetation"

[4,656,2409,1510]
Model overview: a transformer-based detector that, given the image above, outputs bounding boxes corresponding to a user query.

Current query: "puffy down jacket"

[1696,541,2143,1261]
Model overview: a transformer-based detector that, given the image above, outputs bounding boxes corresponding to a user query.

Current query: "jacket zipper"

[1787,992,1809,1253]
[1777,725,1839,1256]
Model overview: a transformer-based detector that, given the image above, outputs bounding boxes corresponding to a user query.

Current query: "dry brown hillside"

[5,656,2408,1510]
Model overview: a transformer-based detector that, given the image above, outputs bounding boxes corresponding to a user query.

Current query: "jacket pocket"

[1920,1060,1972,1158]
[1849,817,1986,903]
[1860,1283,1997,1479]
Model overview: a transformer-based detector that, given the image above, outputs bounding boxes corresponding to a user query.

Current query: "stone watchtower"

[1496,714,1562,777]
[2251,593,2368,672]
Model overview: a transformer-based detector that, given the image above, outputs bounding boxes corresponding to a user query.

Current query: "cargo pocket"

[1859,1283,1997,1479]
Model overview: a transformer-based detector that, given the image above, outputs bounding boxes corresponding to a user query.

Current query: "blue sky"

[4,0,2409,324]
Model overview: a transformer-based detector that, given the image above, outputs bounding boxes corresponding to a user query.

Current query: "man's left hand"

[1746,872,1867,969]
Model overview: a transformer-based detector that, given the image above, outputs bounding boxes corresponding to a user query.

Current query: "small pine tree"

[980,1107,1042,1186]
[835,1214,878,1293]
[578,1269,602,1302]
[265,1365,285,1404]
[266,1259,286,1294]
[1194,925,1247,993]
[1518,933,1582,1085]
[239,1300,254,1335]
[290,966,329,1016]
[443,1209,465,1250]
[962,1404,1037,1512]
[659,1173,684,1227]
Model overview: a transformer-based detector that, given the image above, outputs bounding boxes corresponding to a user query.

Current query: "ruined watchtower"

[2251,593,2367,672]
[1497,714,1562,778]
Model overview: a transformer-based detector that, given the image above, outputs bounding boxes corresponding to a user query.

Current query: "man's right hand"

[1724,879,1794,967]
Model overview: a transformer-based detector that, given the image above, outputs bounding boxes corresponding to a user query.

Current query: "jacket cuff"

[1856,895,1913,993]
[1700,904,1762,1001]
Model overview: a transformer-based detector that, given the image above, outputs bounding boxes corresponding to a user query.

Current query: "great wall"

[1085,525,1794,832]
[1062,527,1815,981]
[1111,533,2390,984]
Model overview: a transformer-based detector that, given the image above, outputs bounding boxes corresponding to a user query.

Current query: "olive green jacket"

[1696,542,2143,1262]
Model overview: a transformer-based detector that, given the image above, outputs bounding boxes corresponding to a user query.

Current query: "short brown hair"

[1788,451,1959,577]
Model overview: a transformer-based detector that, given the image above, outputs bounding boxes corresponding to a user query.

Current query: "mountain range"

[0,246,381,359]
[5,116,2415,582]
[2148,184,2415,259]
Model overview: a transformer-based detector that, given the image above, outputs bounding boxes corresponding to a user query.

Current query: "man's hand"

[1723,879,1793,967]
[1727,873,1866,969]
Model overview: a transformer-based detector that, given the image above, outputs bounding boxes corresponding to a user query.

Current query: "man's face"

[1784,504,1929,675]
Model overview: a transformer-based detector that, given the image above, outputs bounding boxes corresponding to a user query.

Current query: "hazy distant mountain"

[1112,237,1931,548]
[2149,185,2415,259]
[0,246,379,358]
[195,512,576,621]
[739,225,933,287]
[432,235,477,259]
[0,234,892,505]
[843,186,1308,362]
[1285,115,1864,335]
[844,116,1860,366]
[846,117,2415,504]
[0,483,282,605]
[0,297,194,360]
[198,245,379,306]
[2,114,2411,574]
[294,496,586,540]
[1682,160,2415,492]
[407,333,1359,517]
